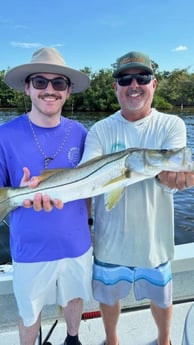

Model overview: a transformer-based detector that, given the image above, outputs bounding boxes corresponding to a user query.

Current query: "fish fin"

[78,155,104,168]
[105,187,125,211]
[0,188,12,221]
[36,168,66,183]
[103,169,130,187]
[103,169,130,210]
[104,169,130,186]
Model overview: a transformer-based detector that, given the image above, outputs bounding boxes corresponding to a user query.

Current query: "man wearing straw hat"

[1,47,92,345]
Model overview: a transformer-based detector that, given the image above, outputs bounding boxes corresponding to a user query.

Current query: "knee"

[68,298,83,305]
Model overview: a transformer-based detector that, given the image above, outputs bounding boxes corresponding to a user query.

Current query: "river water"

[0,108,194,245]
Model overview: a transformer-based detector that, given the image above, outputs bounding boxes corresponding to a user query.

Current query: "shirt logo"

[68,147,81,167]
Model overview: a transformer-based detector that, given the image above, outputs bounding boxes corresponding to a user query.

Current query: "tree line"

[0,62,194,112]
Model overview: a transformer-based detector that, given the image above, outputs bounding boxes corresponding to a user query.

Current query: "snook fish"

[0,147,193,221]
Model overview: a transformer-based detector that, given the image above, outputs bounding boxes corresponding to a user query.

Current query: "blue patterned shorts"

[93,258,172,308]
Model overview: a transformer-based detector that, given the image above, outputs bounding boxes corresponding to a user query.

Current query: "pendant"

[44,157,54,169]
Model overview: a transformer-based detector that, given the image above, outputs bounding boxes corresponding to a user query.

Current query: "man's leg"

[18,313,41,345]
[151,301,172,345]
[63,298,83,345]
[100,301,120,345]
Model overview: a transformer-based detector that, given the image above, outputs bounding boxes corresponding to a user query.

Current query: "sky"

[0,0,194,74]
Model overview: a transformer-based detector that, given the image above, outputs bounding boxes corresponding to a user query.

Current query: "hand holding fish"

[21,167,64,211]
[1,147,194,220]
[157,171,194,190]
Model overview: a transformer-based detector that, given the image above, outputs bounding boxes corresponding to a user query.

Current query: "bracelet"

[88,217,94,226]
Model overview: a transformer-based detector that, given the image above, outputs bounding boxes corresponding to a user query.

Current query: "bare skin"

[151,302,172,345]
[157,170,194,190]
[21,167,64,211]
[99,301,172,345]
[18,298,83,345]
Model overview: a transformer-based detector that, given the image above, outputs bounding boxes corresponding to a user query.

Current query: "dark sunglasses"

[28,76,71,91]
[117,73,153,86]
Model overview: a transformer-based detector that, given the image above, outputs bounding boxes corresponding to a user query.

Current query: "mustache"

[126,88,144,95]
[38,93,62,99]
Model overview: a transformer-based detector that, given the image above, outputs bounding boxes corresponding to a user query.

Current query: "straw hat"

[4,47,90,93]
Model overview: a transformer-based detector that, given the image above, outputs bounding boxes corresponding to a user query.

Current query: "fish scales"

[0,147,193,221]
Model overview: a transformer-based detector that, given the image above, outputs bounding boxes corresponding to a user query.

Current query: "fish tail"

[0,188,12,222]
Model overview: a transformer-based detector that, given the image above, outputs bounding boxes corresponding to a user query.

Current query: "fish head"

[125,149,161,175]
[124,147,194,175]
[144,147,194,172]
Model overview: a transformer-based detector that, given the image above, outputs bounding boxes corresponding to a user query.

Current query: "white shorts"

[13,247,93,326]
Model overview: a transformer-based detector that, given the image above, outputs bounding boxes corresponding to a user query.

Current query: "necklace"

[27,114,73,169]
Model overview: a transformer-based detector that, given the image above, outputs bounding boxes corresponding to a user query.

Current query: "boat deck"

[0,301,193,345]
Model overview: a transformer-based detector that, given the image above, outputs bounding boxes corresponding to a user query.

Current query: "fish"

[0,147,193,221]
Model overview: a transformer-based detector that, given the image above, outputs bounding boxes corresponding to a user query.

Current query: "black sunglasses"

[117,73,153,86]
[28,76,71,91]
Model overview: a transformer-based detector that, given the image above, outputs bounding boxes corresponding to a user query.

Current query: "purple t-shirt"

[0,114,91,263]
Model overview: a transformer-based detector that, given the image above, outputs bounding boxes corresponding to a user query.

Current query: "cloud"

[0,18,12,25]
[172,45,188,52]
[14,24,28,30]
[52,43,64,47]
[10,42,64,49]
[10,42,42,48]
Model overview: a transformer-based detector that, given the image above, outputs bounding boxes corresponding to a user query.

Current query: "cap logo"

[119,57,147,67]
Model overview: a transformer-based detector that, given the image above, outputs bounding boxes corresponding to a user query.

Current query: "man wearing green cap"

[79,51,194,345]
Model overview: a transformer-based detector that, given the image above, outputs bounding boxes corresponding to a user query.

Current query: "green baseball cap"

[112,51,153,77]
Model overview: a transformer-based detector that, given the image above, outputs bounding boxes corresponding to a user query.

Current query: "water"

[1,108,194,245]
[173,113,194,244]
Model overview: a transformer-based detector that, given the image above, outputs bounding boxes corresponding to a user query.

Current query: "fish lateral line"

[36,153,130,184]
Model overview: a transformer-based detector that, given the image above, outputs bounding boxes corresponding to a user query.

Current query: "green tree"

[0,71,15,107]
[67,68,118,112]
[157,69,194,108]
[1,65,194,112]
